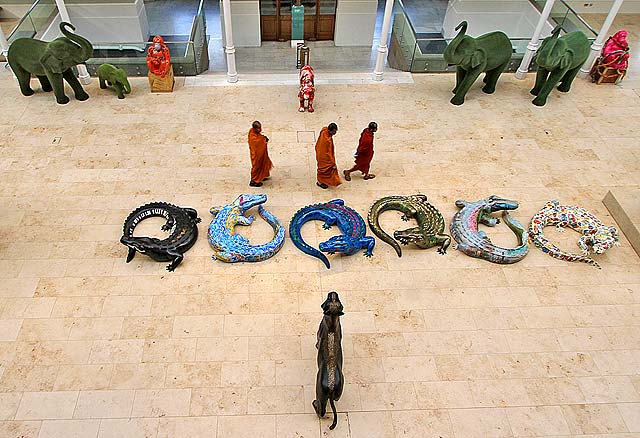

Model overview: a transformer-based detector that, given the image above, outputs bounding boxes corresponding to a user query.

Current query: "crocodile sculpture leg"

[184,208,201,223]
[436,234,451,254]
[126,247,136,263]
[360,237,375,257]
[161,217,175,232]
[166,251,184,272]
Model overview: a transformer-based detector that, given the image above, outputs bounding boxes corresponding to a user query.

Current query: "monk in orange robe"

[315,123,341,189]
[248,121,272,187]
[344,122,377,181]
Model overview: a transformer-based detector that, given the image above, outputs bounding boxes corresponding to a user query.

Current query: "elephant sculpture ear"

[559,52,572,70]
[471,50,484,69]
[40,49,67,74]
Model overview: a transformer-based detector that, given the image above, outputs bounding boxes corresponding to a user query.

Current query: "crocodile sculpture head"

[121,236,165,261]
[484,195,519,213]
[214,193,266,216]
[319,235,365,256]
[585,226,619,254]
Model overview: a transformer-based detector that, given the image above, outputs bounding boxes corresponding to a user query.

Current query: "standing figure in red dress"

[298,65,315,113]
[343,122,378,182]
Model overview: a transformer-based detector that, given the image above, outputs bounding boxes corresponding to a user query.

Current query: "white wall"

[41,0,149,43]
[334,0,377,46]
[443,0,554,39]
[221,0,261,47]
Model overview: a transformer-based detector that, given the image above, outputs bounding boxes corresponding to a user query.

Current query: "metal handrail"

[557,0,597,35]
[6,0,49,40]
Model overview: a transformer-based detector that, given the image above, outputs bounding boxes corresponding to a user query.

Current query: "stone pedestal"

[148,66,174,92]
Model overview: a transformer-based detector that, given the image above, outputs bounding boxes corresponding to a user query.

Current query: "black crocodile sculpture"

[120,202,201,271]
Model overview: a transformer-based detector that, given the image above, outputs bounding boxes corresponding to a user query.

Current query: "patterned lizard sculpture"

[367,194,450,257]
[289,199,375,269]
[450,195,529,264]
[208,193,285,262]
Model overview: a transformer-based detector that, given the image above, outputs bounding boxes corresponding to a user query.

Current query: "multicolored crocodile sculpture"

[450,195,529,264]
[289,199,375,269]
[120,202,201,271]
[529,200,619,268]
[367,194,450,257]
[208,193,285,263]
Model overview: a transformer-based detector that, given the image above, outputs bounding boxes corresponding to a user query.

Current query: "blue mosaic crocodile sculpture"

[450,195,529,264]
[289,199,375,269]
[207,193,285,262]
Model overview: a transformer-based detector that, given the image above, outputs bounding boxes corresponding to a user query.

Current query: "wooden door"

[261,0,335,41]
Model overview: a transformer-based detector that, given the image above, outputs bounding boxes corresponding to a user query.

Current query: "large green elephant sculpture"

[443,21,513,105]
[531,26,590,106]
[7,22,93,105]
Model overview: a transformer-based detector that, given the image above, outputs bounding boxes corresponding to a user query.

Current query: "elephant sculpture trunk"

[7,21,94,105]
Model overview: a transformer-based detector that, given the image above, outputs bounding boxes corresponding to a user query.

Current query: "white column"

[54,0,91,84]
[578,0,624,77]
[0,25,8,57]
[222,0,238,83]
[515,0,556,79]
[373,0,394,81]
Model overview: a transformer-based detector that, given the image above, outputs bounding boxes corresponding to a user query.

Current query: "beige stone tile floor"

[1,36,640,437]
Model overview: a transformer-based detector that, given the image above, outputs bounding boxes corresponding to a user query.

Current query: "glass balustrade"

[389,0,597,73]
[6,0,57,43]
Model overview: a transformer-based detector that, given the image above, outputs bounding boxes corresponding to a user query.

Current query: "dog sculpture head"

[321,291,344,316]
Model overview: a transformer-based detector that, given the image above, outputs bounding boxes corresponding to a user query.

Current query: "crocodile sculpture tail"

[289,207,331,269]
[368,197,403,257]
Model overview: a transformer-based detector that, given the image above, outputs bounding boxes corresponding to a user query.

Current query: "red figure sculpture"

[298,65,315,113]
[601,30,630,71]
[146,35,171,78]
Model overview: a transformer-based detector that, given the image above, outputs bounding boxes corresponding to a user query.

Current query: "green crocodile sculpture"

[367,194,451,257]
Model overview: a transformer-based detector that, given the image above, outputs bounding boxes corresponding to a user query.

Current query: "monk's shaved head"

[368,122,377,132]
[252,121,261,129]
[328,123,338,135]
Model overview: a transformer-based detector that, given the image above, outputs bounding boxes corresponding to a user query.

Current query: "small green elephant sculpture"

[98,64,131,99]
[531,26,590,106]
[443,21,513,105]
[7,22,93,105]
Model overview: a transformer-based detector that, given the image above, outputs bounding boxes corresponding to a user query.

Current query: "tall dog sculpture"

[313,291,344,430]
[298,65,315,112]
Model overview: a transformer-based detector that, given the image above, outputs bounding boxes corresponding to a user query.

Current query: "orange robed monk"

[248,121,273,187]
[315,123,341,189]
[344,121,378,181]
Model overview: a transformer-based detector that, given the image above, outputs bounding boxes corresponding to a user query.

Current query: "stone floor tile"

[165,362,222,388]
[17,319,72,341]
[0,364,58,392]
[390,410,453,438]
[89,340,144,364]
[68,318,123,341]
[562,404,629,435]
[0,420,41,438]
[97,418,159,438]
[54,364,113,391]
[0,392,22,420]
[348,411,394,438]
[109,363,167,390]
[617,403,640,433]
[131,389,191,417]
[190,387,248,416]
[218,415,276,438]
[577,376,640,403]
[143,339,196,363]
[73,390,135,419]
[381,356,438,382]
[15,391,78,420]
[275,359,316,386]
[120,317,174,339]
[359,382,418,411]
[414,381,476,409]
[275,413,319,438]
[505,406,571,436]
[38,419,100,438]
[221,361,275,387]
[173,315,224,338]
[448,407,512,437]
[157,416,217,438]
[248,385,305,414]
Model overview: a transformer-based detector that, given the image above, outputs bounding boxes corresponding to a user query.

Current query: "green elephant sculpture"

[98,64,131,99]
[443,21,513,105]
[7,22,93,105]
[531,26,590,106]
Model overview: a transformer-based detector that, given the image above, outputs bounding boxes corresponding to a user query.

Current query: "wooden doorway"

[261,0,336,41]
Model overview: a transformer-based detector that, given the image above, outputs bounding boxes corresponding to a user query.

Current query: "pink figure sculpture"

[601,30,630,71]
[298,65,315,113]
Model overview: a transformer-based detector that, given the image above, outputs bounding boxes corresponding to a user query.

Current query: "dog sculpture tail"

[329,398,338,430]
